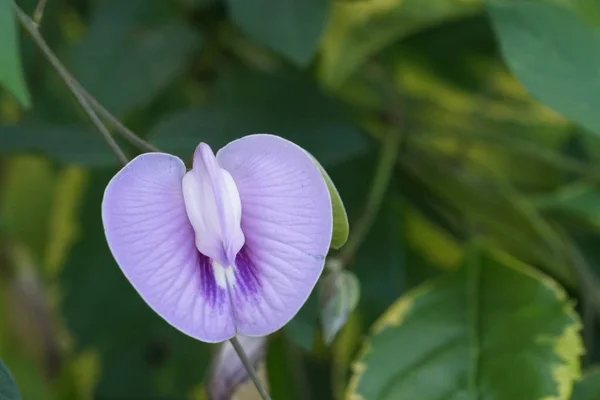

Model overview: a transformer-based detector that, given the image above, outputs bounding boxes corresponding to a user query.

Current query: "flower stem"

[338,128,401,265]
[68,78,160,153]
[13,3,129,165]
[229,337,272,400]
[14,3,158,158]
[32,0,48,26]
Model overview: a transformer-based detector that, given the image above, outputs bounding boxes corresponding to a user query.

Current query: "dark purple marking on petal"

[198,252,219,306]
[234,246,260,298]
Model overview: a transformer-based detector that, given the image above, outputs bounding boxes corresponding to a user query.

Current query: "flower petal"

[217,134,333,336]
[102,153,235,343]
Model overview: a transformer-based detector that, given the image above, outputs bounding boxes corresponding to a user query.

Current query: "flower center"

[181,162,245,267]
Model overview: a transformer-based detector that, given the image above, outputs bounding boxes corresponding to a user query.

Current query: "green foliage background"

[1,0,600,399]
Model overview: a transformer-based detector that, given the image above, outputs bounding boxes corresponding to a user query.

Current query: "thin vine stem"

[69,78,159,153]
[15,3,157,156]
[32,0,48,26]
[14,3,129,165]
[230,337,272,400]
[338,128,401,264]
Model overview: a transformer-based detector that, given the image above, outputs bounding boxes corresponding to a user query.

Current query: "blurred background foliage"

[1,0,600,398]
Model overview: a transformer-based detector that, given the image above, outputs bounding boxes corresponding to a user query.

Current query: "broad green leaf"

[532,183,600,227]
[309,154,349,249]
[149,71,368,167]
[404,205,463,270]
[0,0,30,107]
[347,247,582,400]
[319,0,480,87]
[573,0,600,26]
[378,31,584,283]
[0,359,21,400]
[69,0,201,115]
[390,46,574,188]
[486,0,600,135]
[0,123,119,167]
[401,147,575,285]
[226,0,331,66]
[60,171,211,398]
[572,368,600,400]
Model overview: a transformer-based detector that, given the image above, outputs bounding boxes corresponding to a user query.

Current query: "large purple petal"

[101,153,235,343]
[217,135,333,336]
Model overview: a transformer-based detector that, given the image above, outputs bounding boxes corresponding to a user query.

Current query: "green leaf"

[572,368,600,400]
[0,359,22,400]
[149,71,368,167]
[347,246,582,400]
[401,149,575,285]
[532,183,600,227]
[0,123,117,166]
[60,170,211,398]
[308,154,349,249]
[69,0,201,115]
[386,21,576,188]
[486,0,600,135]
[0,0,30,107]
[572,0,600,26]
[226,0,331,66]
[319,0,480,87]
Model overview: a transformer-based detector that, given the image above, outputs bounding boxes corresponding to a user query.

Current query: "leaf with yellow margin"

[346,245,583,400]
[319,0,481,87]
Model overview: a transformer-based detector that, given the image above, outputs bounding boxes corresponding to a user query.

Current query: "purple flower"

[101,134,333,343]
